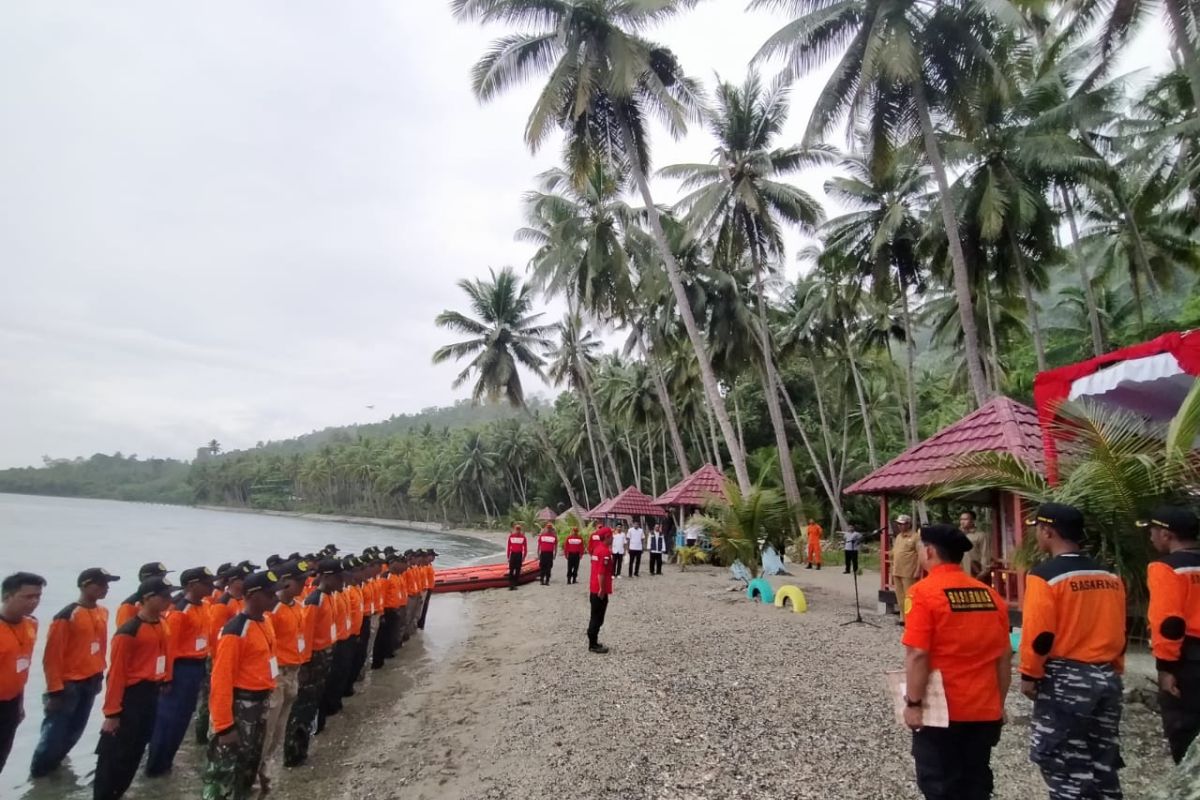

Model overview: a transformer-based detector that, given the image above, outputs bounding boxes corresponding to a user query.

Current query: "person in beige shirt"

[959,510,991,582]
[890,514,920,626]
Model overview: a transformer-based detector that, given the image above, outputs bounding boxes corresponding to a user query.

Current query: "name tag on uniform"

[195,637,207,651]
[154,656,166,675]
[330,624,337,640]
[268,657,279,679]
[345,617,351,630]
[90,641,101,655]
[943,588,998,612]
[15,658,29,673]
[297,636,306,653]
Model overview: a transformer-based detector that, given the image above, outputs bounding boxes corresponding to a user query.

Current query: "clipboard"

[884,670,949,728]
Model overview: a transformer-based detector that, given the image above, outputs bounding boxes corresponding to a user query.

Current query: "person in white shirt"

[647,525,668,576]
[626,523,645,577]
[610,525,627,578]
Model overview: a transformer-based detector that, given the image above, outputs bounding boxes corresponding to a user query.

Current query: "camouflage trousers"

[1152,734,1200,799]
[283,648,330,767]
[1031,659,1124,800]
[194,657,212,744]
[201,689,270,800]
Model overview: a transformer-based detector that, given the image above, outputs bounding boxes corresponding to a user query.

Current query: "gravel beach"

[260,559,1176,800]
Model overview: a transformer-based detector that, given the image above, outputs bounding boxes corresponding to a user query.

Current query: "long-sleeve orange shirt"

[207,594,244,651]
[102,616,172,717]
[347,585,365,636]
[1019,552,1127,680]
[115,592,141,629]
[0,616,38,702]
[332,591,351,642]
[267,600,307,667]
[209,613,277,734]
[304,589,336,653]
[423,565,435,590]
[380,574,401,610]
[1147,549,1200,671]
[170,596,211,662]
[44,603,107,693]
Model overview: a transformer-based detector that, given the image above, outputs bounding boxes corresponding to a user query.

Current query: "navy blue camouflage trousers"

[1031,659,1124,799]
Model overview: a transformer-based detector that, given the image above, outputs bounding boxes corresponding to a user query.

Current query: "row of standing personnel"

[900,503,1200,800]
[0,544,438,800]
[505,523,671,588]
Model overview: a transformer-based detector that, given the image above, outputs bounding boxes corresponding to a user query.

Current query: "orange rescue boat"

[432,559,540,593]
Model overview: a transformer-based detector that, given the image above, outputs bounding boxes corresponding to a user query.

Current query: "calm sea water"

[0,494,499,799]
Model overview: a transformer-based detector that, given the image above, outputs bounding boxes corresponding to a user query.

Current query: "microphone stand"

[841,556,877,627]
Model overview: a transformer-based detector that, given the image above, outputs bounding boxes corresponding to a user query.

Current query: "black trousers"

[0,695,20,775]
[372,610,397,667]
[628,550,643,576]
[611,554,624,576]
[1161,656,1200,763]
[94,680,159,800]
[649,552,663,575]
[318,640,352,730]
[418,590,432,630]
[844,550,859,573]
[507,552,523,588]
[566,554,581,583]
[587,593,609,646]
[348,621,371,689]
[538,552,554,584]
[911,720,1002,800]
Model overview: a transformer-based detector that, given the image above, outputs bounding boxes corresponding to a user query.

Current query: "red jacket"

[506,533,528,558]
[589,543,613,595]
[564,535,584,556]
[537,533,558,554]
[590,527,611,554]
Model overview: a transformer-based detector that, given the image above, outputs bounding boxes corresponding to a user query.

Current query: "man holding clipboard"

[901,523,1012,800]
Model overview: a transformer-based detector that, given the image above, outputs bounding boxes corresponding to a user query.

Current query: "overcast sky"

[0,2,1170,468]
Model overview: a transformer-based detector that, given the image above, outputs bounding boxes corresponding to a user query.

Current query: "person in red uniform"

[901,524,1011,800]
[590,525,611,555]
[31,567,117,777]
[1141,505,1200,763]
[115,563,170,628]
[506,524,528,591]
[145,566,214,776]
[0,571,45,775]
[537,525,558,585]
[587,530,614,654]
[94,576,174,800]
[563,528,585,585]
[203,569,278,800]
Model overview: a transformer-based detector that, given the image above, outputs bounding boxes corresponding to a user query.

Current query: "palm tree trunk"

[779,387,849,529]
[703,400,725,472]
[620,115,751,494]
[1059,185,1104,356]
[661,428,671,489]
[1010,228,1047,371]
[648,431,658,496]
[842,326,879,468]
[624,431,640,487]
[914,81,991,406]
[732,388,747,459]
[519,404,581,510]
[576,362,623,491]
[982,286,1001,396]
[808,357,841,486]
[581,398,608,498]
[577,457,591,509]
[899,277,921,446]
[637,332,691,477]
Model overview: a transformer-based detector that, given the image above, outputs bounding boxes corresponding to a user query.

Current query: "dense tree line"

[0,454,193,504]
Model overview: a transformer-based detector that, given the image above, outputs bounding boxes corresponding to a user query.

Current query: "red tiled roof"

[535,506,557,521]
[844,397,1045,497]
[585,486,666,518]
[555,505,587,521]
[655,464,728,508]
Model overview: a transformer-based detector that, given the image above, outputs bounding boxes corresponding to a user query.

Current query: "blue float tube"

[746,578,776,604]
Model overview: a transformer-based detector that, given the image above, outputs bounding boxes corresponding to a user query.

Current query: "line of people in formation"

[0,544,438,800]
[503,521,670,590]
[895,502,1200,800]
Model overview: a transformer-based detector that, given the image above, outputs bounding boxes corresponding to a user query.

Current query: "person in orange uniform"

[94,576,174,800]
[284,557,338,767]
[901,524,1011,800]
[373,552,406,667]
[197,564,248,746]
[318,558,350,731]
[115,563,170,628]
[537,526,558,586]
[404,551,426,639]
[259,560,307,789]
[805,518,823,570]
[506,525,528,591]
[1141,505,1200,763]
[587,530,613,654]
[1019,503,1127,800]
[563,528,585,584]
[202,569,278,800]
[417,549,437,631]
[146,566,214,776]
[0,571,46,775]
[341,559,366,700]
[31,568,117,777]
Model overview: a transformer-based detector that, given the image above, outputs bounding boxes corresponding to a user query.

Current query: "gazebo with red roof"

[535,506,557,523]
[655,463,728,511]
[584,486,666,522]
[845,396,1044,615]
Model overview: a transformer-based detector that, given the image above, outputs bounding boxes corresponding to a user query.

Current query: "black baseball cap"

[323,543,339,554]
[340,556,360,571]
[180,567,216,586]
[137,562,170,580]
[237,559,260,571]
[1137,505,1199,540]
[275,560,308,581]
[138,576,175,600]
[919,523,973,558]
[317,558,342,575]
[265,554,284,568]
[215,562,233,577]
[78,567,120,587]
[1026,502,1085,542]
[243,570,278,596]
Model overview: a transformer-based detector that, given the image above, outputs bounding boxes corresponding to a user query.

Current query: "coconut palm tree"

[451,0,754,494]
[694,479,794,578]
[661,70,829,529]
[752,0,1010,405]
[433,266,581,509]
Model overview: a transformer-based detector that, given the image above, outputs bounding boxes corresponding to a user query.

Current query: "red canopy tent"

[1033,330,1200,482]
[584,486,666,520]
